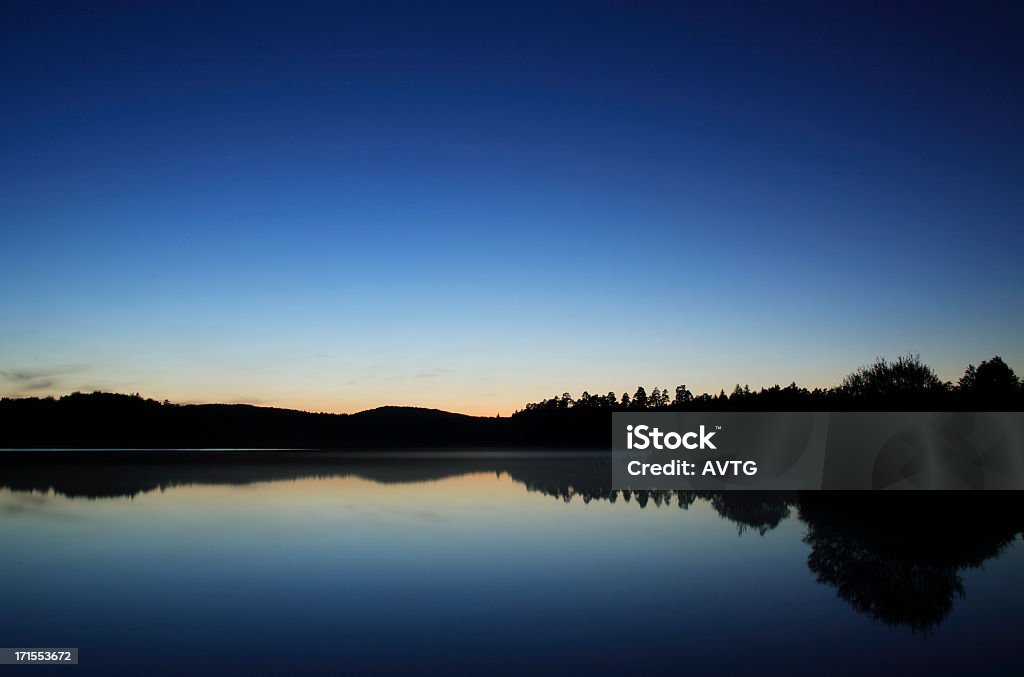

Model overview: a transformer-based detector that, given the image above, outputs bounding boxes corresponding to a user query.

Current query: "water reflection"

[1,451,1022,637]
[800,492,1022,632]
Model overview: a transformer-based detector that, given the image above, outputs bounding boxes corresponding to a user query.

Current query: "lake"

[1,451,1022,675]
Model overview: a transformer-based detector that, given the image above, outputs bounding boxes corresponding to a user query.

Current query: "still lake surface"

[1,451,1022,675]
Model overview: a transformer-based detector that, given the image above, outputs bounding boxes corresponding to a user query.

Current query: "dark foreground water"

[1,451,1022,675]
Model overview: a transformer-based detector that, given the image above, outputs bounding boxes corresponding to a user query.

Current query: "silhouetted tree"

[632,386,648,410]
[840,353,947,399]
[730,384,752,402]
[960,356,1020,399]
[672,385,692,407]
[958,364,977,391]
[649,387,669,408]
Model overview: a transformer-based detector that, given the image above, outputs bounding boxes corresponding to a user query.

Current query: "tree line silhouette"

[519,354,1022,413]
[509,353,1022,446]
[1,354,1020,448]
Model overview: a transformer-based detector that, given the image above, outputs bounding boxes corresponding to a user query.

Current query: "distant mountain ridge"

[0,393,516,449]
[2,354,1021,449]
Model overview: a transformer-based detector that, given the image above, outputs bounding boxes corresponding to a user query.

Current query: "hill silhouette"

[0,396,506,449]
[1,353,1020,449]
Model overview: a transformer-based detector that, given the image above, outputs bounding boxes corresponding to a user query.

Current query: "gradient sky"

[2,1,1022,415]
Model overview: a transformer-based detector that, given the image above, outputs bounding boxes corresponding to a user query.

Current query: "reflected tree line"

[2,452,1019,634]
[519,480,1022,633]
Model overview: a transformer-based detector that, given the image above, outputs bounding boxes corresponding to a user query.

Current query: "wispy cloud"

[415,369,454,380]
[0,369,43,382]
[0,365,90,393]
[397,368,454,381]
[225,397,269,406]
[345,367,455,386]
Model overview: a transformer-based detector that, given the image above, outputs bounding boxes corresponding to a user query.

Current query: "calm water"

[1,452,1022,675]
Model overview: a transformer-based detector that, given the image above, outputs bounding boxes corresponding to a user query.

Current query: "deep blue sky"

[2,1,1022,413]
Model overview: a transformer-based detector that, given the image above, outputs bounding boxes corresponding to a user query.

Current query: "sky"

[2,1,1022,415]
